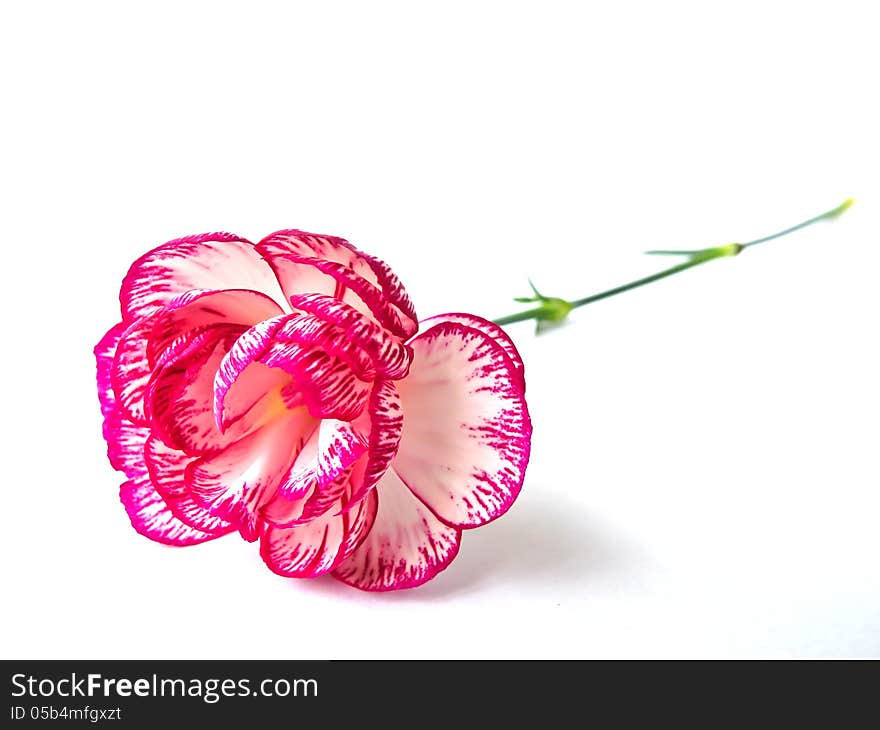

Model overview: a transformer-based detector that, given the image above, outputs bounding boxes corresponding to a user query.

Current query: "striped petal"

[256,230,417,338]
[289,293,412,379]
[213,362,295,439]
[95,323,125,424]
[144,435,234,535]
[263,419,367,526]
[97,322,218,545]
[184,412,312,541]
[111,313,161,424]
[120,232,285,322]
[265,315,374,406]
[146,288,283,366]
[332,469,461,591]
[392,322,531,528]
[346,379,403,505]
[214,314,371,424]
[418,312,525,391]
[105,419,152,479]
[276,420,366,503]
[95,323,151,476]
[147,331,276,456]
[120,472,221,546]
[295,462,357,525]
[260,488,377,578]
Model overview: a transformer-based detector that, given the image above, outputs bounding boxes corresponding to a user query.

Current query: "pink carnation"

[95,231,531,590]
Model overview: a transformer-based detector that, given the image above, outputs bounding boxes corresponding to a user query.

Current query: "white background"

[2,1,878,658]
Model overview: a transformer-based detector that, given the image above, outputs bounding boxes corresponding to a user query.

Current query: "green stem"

[569,246,736,308]
[741,198,853,249]
[492,199,853,329]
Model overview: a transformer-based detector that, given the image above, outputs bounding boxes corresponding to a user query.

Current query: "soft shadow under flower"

[288,488,640,601]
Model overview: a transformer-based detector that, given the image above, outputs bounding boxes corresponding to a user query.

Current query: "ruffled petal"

[295,462,357,525]
[263,420,367,526]
[392,322,531,528]
[346,379,403,505]
[97,325,230,546]
[260,489,376,578]
[264,316,374,414]
[111,313,160,424]
[417,312,525,391]
[289,293,412,379]
[256,230,417,338]
[120,472,221,546]
[120,233,285,322]
[147,331,276,456]
[184,412,313,541]
[146,288,283,366]
[214,314,371,424]
[332,469,461,591]
[276,420,365,503]
[95,323,153,477]
[144,435,235,535]
[95,322,125,423]
[105,419,153,479]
